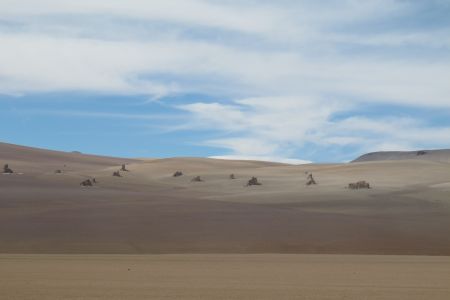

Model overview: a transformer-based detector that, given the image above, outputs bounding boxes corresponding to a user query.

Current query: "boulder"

[113,171,121,177]
[3,164,13,174]
[80,179,93,186]
[229,174,236,179]
[191,176,203,182]
[173,171,183,177]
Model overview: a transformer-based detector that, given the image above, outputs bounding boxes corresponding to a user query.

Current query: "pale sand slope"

[1,142,450,254]
[0,254,449,300]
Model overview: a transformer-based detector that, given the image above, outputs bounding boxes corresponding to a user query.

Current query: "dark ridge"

[352,149,450,163]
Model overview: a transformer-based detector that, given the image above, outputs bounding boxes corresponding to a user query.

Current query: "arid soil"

[1,254,449,300]
[2,142,450,299]
[1,142,450,254]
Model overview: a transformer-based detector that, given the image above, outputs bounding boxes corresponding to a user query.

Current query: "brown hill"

[1,142,450,255]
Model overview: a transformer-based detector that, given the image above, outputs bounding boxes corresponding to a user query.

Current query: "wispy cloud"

[1,0,449,161]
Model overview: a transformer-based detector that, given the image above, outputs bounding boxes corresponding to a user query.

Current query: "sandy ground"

[1,142,450,255]
[1,254,449,300]
[2,142,450,299]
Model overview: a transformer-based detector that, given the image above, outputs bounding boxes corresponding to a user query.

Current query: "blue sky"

[1,0,450,163]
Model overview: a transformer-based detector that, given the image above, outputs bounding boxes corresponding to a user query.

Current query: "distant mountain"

[352,149,450,163]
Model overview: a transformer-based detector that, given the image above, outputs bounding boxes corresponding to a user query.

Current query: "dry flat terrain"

[1,254,450,300]
[1,142,450,299]
[1,142,450,254]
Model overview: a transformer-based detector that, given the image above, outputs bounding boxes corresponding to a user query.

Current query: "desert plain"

[1,142,450,299]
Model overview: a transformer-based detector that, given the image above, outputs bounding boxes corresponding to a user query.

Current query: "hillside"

[352,149,450,163]
[1,142,450,255]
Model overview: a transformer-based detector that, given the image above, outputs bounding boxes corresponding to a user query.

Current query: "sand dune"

[1,142,450,255]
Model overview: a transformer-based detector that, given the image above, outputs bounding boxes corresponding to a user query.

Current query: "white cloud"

[180,97,450,161]
[210,155,311,165]
[1,0,449,161]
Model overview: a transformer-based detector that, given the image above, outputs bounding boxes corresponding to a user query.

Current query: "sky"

[1,0,450,163]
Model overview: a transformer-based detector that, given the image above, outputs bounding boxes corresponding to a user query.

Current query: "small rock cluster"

[112,163,131,178]
[80,178,97,186]
[348,181,371,190]
[80,179,93,186]
[246,177,261,186]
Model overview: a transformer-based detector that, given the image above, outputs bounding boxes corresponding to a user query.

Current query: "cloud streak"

[1,0,449,161]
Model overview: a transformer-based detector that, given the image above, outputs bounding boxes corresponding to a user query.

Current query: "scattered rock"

[173,171,183,177]
[3,164,13,174]
[306,173,316,185]
[80,179,93,186]
[348,181,371,190]
[246,177,261,186]
[113,171,121,177]
[229,174,236,179]
[191,176,203,182]
[54,169,63,174]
